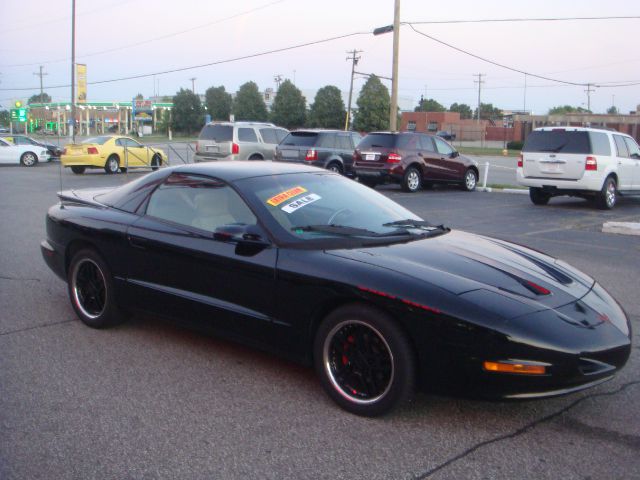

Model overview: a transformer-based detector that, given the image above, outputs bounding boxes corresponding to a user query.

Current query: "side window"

[318,134,336,149]
[420,136,436,152]
[238,128,258,143]
[613,135,630,158]
[115,138,125,147]
[337,135,352,150]
[259,128,277,144]
[397,135,419,150]
[623,137,640,159]
[434,137,454,156]
[589,132,611,156]
[125,138,142,147]
[146,174,256,231]
[351,132,362,148]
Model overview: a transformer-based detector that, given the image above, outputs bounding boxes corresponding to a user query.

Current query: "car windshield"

[82,136,111,145]
[235,172,444,247]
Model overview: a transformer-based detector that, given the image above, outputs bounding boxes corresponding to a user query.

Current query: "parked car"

[0,126,9,133]
[41,162,631,416]
[436,130,456,141]
[1,134,63,160]
[516,127,640,209]
[274,129,362,176]
[354,132,479,192]
[61,135,167,174]
[0,137,47,166]
[195,121,288,162]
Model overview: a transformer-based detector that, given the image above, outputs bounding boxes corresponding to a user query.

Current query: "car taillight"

[87,147,98,155]
[585,156,597,171]
[518,153,523,168]
[387,153,402,164]
[305,149,318,161]
[232,143,239,155]
[195,143,200,153]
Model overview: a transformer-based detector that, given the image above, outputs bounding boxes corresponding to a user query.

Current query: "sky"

[1,0,639,115]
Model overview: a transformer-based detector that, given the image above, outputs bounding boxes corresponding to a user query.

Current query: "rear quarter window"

[589,132,612,156]
[523,130,590,154]
[259,128,278,144]
[613,135,630,158]
[238,128,258,142]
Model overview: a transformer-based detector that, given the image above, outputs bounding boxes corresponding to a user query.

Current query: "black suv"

[274,129,362,176]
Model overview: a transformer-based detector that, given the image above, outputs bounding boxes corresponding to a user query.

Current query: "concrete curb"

[477,187,527,194]
[602,222,640,236]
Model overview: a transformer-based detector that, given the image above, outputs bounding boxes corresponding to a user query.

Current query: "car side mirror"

[214,224,270,255]
[450,151,459,158]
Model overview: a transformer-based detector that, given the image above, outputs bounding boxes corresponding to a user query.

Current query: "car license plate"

[542,163,562,173]
[365,153,376,161]
[281,150,298,158]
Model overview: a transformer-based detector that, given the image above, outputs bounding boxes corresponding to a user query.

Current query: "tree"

[548,105,592,115]
[0,110,9,126]
[28,93,51,104]
[607,106,619,115]
[233,81,268,121]
[205,86,232,121]
[414,97,445,112]
[307,86,346,129]
[449,102,473,119]
[353,75,390,132]
[269,80,306,129]
[170,88,204,134]
[474,103,502,120]
[135,93,144,100]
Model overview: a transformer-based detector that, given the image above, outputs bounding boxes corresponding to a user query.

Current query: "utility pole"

[474,73,485,125]
[389,0,400,131]
[585,83,595,112]
[33,66,48,103]
[71,0,76,142]
[344,49,362,131]
[274,74,283,90]
[189,77,197,94]
[523,73,527,113]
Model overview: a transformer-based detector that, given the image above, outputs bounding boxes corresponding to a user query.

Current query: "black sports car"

[41,162,631,416]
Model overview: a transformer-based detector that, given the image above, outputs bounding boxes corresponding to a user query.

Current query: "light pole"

[70,0,76,142]
[373,0,400,131]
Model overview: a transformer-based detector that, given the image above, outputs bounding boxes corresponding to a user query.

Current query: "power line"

[407,15,640,25]
[0,30,369,92]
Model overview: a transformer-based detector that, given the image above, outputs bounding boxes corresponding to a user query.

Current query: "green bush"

[507,140,524,150]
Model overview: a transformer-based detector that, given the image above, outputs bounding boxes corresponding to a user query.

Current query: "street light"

[373,0,400,131]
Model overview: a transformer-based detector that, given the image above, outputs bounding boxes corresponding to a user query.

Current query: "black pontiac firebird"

[41,162,631,416]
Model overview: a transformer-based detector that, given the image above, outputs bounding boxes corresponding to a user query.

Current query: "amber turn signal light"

[483,361,547,375]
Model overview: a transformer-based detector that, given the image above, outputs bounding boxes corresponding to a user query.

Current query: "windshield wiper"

[383,219,448,230]
[292,224,412,237]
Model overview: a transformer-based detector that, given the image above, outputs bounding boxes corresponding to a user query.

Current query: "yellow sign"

[76,64,87,103]
[267,186,307,206]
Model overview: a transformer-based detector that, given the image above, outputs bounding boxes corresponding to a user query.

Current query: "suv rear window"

[199,125,233,142]
[523,130,590,154]
[357,134,397,149]
[281,132,319,147]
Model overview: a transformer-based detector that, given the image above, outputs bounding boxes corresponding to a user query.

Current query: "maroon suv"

[353,132,479,192]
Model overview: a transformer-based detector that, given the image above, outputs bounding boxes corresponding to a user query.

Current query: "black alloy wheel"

[68,249,126,328]
[104,155,119,174]
[402,166,422,193]
[20,152,38,167]
[314,304,415,416]
[70,166,86,174]
[529,187,551,206]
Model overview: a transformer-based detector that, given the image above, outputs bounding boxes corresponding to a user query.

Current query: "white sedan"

[0,137,48,166]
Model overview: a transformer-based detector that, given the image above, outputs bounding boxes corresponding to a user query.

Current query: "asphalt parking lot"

[1,161,639,480]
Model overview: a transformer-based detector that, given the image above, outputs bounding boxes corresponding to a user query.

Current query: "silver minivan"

[194,121,288,162]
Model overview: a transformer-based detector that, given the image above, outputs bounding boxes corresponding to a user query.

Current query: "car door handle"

[128,235,149,250]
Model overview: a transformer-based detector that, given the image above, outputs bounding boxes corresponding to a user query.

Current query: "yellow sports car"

[61,135,167,174]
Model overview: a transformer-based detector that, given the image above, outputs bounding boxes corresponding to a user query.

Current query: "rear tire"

[596,176,617,210]
[70,166,86,174]
[68,249,126,329]
[248,154,263,161]
[402,166,422,193]
[314,303,416,417]
[529,187,551,206]
[327,162,343,174]
[359,177,378,189]
[104,155,119,174]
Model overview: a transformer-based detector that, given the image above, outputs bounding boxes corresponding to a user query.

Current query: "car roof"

[289,129,348,134]
[204,121,277,127]
[534,126,625,135]
[172,160,327,182]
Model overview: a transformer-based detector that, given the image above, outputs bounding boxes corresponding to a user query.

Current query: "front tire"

[68,249,126,329]
[20,152,38,167]
[596,176,617,210]
[402,166,422,192]
[104,155,119,174]
[462,168,477,191]
[529,187,551,205]
[70,166,86,174]
[314,303,416,417]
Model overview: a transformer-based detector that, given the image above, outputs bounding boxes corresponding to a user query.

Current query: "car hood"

[326,230,594,310]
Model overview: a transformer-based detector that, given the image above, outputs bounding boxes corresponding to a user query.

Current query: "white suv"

[517,127,640,209]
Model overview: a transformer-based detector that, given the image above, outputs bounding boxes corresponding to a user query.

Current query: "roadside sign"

[10,108,27,122]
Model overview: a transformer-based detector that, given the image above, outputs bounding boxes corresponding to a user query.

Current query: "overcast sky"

[1,0,639,115]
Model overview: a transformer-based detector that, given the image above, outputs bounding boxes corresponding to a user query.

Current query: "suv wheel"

[596,177,617,210]
[529,187,551,206]
[402,166,422,193]
[327,162,343,174]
